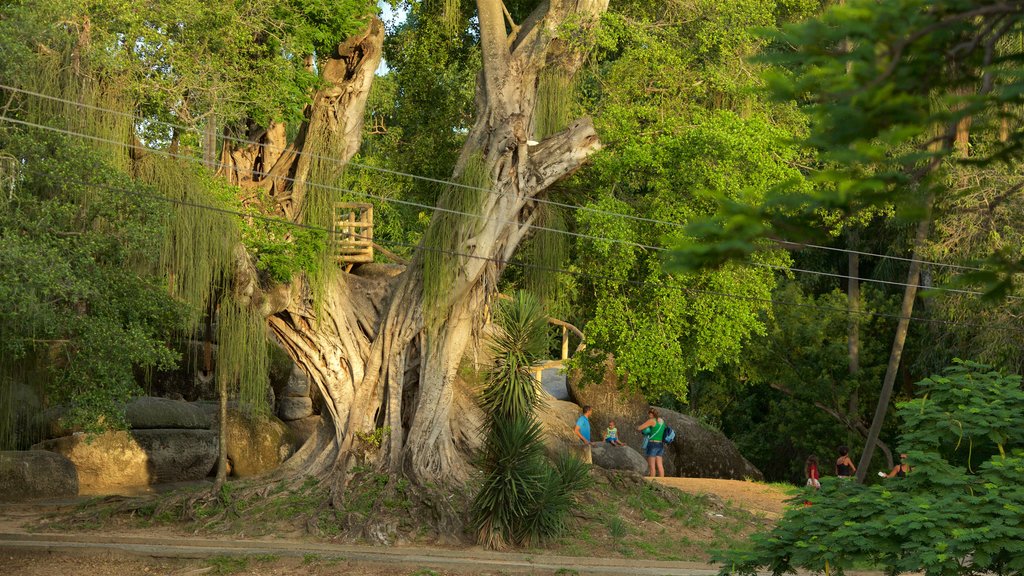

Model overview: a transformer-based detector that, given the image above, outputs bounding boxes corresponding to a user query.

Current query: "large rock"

[280,367,310,398]
[33,429,217,493]
[656,407,764,481]
[284,415,323,450]
[277,397,313,421]
[567,356,655,452]
[223,410,292,477]
[590,443,646,474]
[537,397,584,458]
[568,356,762,480]
[125,397,212,430]
[0,450,78,500]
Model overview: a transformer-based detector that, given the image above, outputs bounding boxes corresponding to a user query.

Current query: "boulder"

[125,397,212,430]
[223,410,292,477]
[284,415,323,450]
[536,397,584,458]
[0,450,78,500]
[33,429,217,493]
[656,407,764,481]
[568,355,763,480]
[280,367,310,398]
[277,397,313,421]
[590,442,647,474]
[567,356,655,452]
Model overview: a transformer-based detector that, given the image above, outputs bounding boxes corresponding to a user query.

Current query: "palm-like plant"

[471,291,592,549]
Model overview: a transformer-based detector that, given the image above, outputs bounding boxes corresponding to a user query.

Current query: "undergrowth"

[36,468,773,562]
[540,470,773,562]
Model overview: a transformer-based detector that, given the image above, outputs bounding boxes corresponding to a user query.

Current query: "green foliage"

[671,0,1024,295]
[0,128,186,447]
[720,360,1024,575]
[215,295,270,414]
[472,291,591,549]
[534,69,575,140]
[565,0,811,403]
[700,282,901,482]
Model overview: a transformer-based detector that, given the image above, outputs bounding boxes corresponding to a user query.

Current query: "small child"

[604,421,624,446]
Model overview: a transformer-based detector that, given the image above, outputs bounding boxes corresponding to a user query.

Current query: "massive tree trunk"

[228,1,608,502]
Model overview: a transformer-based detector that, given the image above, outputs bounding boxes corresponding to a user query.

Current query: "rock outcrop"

[125,397,212,430]
[0,450,79,500]
[655,407,763,481]
[536,397,583,458]
[568,356,763,480]
[221,410,291,477]
[33,430,217,493]
[590,442,647,474]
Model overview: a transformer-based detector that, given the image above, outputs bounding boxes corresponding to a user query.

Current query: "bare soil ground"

[651,478,792,519]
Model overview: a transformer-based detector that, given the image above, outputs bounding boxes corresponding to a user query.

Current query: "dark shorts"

[605,437,618,444]
[645,441,664,457]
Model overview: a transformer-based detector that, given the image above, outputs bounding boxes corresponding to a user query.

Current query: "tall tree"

[0,0,610,521]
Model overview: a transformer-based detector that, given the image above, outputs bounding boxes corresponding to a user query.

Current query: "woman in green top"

[637,408,666,477]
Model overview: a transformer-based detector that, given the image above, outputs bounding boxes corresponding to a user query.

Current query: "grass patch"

[206,555,248,575]
[544,470,778,563]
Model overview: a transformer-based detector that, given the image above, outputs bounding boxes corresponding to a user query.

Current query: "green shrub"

[719,360,1024,575]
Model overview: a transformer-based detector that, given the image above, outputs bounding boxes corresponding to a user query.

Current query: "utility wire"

[0,84,988,273]
[0,113,1003,299]
[21,165,1024,336]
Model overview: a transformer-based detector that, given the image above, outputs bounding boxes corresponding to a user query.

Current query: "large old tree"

[220,0,608,492]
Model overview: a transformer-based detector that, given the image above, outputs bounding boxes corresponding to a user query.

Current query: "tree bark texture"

[232,1,609,501]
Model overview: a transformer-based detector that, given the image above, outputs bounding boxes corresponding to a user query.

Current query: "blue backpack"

[664,425,676,444]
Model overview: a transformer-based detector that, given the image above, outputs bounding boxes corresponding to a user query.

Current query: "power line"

[0,84,989,273]
[0,113,1003,300]
[20,165,1023,336]
[0,114,656,251]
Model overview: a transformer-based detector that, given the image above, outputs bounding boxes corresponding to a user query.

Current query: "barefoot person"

[604,420,624,446]
[637,409,666,477]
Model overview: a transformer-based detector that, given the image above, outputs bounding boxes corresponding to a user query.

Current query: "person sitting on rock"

[604,420,624,446]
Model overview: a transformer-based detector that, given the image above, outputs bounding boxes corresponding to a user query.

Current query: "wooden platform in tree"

[332,202,374,265]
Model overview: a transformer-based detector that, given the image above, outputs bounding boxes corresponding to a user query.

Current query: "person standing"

[805,455,821,489]
[835,445,857,478]
[574,406,593,446]
[637,408,666,477]
[886,453,911,478]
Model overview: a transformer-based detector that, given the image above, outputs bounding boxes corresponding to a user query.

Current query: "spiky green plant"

[472,414,547,549]
[472,291,590,549]
[479,291,550,423]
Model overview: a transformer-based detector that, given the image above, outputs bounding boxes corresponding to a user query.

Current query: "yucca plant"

[479,291,549,423]
[471,291,591,549]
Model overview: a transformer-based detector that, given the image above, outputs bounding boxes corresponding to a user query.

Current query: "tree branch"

[477,0,511,102]
[524,117,602,194]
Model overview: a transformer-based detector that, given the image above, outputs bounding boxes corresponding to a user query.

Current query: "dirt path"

[0,530,719,576]
[651,477,791,519]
